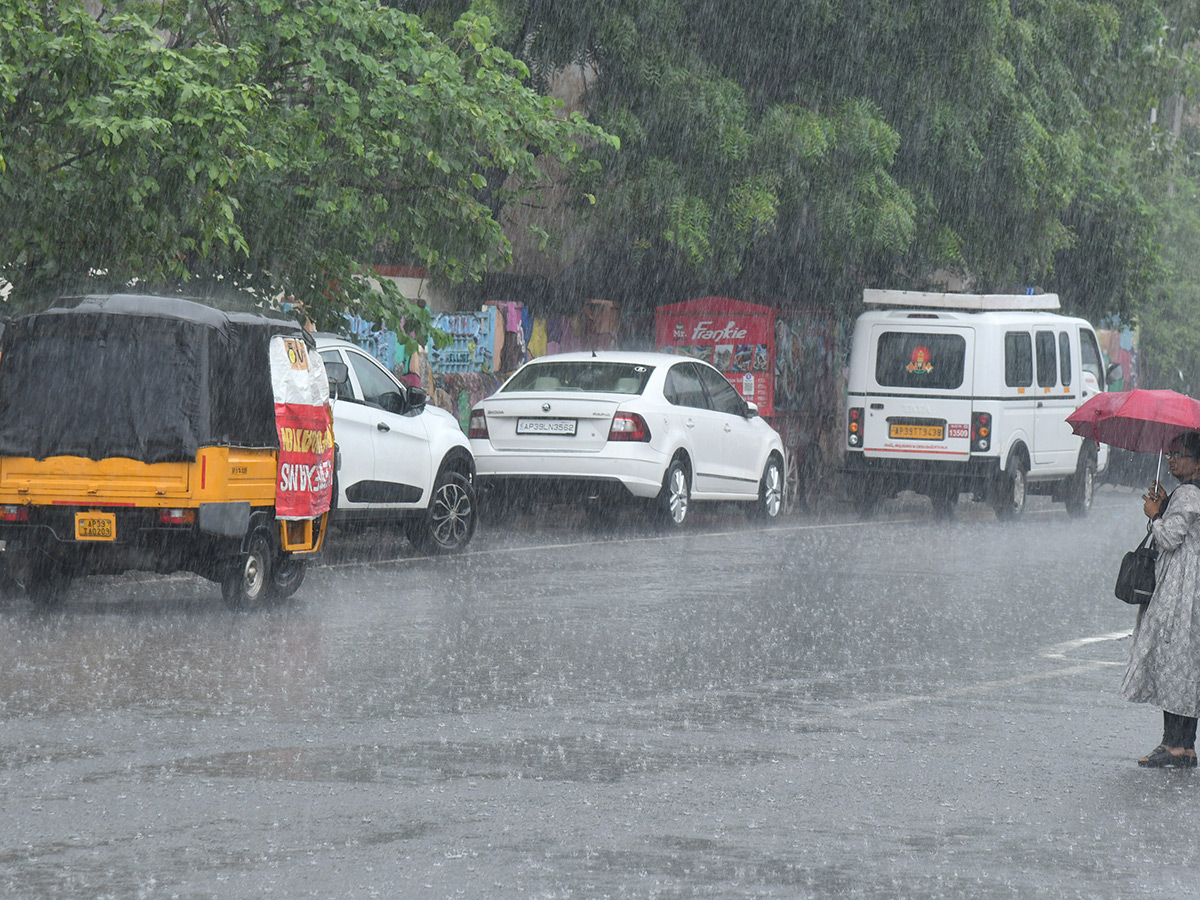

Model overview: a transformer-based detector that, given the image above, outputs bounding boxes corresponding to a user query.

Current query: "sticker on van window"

[906,346,934,374]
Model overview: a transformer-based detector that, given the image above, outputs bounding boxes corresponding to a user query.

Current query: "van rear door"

[860,324,975,461]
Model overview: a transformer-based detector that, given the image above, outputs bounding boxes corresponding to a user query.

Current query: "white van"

[842,289,1109,519]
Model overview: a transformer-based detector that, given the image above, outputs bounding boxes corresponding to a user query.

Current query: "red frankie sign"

[654,297,776,416]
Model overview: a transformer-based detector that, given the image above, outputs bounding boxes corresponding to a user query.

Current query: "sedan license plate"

[75,511,116,541]
[889,423,944,441]
[517,417,577,436]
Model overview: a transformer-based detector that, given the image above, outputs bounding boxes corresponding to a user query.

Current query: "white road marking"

[1041,630,1131,661]
[821,632,1133,720]
[830,663,1116,718]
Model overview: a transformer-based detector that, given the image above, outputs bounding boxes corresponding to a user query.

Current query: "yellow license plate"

[889,423,944,440]
[75,512,116,541]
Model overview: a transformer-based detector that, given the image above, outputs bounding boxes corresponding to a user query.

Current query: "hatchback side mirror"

[379,391,406,414]
[745,401,760,419]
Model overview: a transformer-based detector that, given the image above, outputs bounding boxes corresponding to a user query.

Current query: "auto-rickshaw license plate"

[75,511,116,541]
[889,423,944,440]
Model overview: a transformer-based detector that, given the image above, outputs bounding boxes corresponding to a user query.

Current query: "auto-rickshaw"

[0,294,334,608]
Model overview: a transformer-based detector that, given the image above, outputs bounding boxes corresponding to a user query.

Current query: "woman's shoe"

[1137,745,1198,768]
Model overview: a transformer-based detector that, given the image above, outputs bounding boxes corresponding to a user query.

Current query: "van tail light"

[608,411,651,442]
[159,509,196,525]
[972,411,992,452]
[847,407,863,447]
[0,504,28,522]
[468,409,489,440]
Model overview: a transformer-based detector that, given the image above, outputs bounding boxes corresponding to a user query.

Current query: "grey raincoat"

[1121,483,1200,717]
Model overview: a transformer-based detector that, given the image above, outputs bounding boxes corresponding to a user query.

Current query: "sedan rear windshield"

[503,362,654,394]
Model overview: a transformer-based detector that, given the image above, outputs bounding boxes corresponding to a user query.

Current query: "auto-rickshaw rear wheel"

[268,554,307,600]
[221,528,273,610]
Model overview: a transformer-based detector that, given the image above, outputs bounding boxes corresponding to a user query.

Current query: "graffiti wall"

[773,308,843,420]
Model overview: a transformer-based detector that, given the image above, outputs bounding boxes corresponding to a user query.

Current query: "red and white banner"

[270,335,333,520]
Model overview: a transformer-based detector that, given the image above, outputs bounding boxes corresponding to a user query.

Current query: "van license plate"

[517,418,577,435]
[75,512,116,541]
[890,423,944,440]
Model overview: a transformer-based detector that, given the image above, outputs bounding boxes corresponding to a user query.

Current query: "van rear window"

[875,332,966,390]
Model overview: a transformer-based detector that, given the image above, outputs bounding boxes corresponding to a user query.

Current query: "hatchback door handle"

[685,418,695,428]
[724,423,732,433]
[377,422,390,432]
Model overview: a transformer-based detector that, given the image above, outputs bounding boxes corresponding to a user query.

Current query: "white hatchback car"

[468,351,786,525]
[315,335,477,552]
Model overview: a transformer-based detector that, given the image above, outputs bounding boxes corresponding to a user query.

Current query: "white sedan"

[468,351,786,526]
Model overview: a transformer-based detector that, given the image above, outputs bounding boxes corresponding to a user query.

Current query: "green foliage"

[0,0,616,345]
[1073,1,1200,385]
[1132,1,1200,390]
[1,2,264,291]
[1136,167,1200,393]
[483,0,1175,317]
[7,0,1199,370]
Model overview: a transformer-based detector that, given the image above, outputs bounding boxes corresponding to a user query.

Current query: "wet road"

[2,488,1198,899]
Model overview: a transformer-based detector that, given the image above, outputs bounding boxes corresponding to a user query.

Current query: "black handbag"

[1115,531,1157,605]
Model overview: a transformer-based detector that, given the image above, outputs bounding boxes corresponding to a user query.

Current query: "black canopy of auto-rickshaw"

[0,294,309,463]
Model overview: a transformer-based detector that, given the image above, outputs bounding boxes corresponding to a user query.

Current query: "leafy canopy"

[0,0,616,346]
[442,0,1173,319]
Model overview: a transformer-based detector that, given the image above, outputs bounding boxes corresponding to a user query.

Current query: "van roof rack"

[863,289,1060,311]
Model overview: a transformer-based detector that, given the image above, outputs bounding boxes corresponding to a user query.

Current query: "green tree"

[439,0,1173,319]
[0,0,615,346]
[1101,1,1200,388]
[1139,173,1200,393]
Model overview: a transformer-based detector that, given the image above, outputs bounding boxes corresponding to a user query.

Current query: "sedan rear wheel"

[655,459,690,527]
[749,456,784,520]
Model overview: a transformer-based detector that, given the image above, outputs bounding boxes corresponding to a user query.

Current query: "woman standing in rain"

[1122,431,1200,767]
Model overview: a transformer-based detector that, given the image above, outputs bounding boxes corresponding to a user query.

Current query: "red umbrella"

[1066,389,1200,453]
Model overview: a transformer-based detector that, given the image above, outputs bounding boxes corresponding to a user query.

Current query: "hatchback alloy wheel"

[411,470,477,553]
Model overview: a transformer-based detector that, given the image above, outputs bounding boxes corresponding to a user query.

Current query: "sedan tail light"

[608,411,651,442]
[468,409,489,440]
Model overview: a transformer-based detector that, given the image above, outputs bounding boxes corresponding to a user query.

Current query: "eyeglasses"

[1167,451,1194,460]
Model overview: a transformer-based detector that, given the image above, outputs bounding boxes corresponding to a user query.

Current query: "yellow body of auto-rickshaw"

[0,294,332,608]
